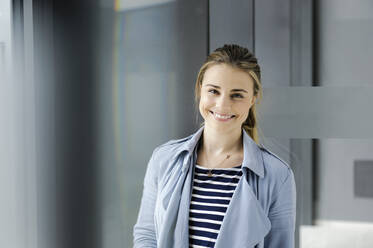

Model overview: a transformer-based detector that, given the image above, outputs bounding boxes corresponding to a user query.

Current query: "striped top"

[188,164,243,248]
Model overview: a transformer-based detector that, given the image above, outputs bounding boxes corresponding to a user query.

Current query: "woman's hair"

[194,44,263,144]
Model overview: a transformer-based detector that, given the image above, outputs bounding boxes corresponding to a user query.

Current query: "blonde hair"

[194,44,263,144]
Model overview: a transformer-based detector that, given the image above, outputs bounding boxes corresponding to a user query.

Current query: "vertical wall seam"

[252,0,255,53]
[207,0,210,54]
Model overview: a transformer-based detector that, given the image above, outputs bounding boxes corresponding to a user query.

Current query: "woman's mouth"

[209,111,235,122]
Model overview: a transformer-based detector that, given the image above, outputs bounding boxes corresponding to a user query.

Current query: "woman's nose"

[215,94,232,109]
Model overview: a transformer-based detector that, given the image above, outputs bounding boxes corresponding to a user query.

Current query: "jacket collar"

[177,125,264,178]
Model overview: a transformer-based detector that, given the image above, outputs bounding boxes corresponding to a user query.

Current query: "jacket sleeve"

[264,168,296,248]
[133,148,159,248]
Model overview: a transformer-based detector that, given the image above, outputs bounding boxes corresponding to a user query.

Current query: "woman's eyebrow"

[204,84,248,93]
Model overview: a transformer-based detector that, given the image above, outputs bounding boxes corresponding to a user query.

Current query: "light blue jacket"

[133,125,296,248]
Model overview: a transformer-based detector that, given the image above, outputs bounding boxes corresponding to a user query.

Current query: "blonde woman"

[133,44,296,248]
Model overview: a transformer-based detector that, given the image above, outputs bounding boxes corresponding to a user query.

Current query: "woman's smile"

[209,110,236,122]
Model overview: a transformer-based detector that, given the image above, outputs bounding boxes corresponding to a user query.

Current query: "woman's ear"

[250,95,256,106]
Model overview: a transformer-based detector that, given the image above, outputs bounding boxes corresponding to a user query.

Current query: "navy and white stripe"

[189,164,243,248]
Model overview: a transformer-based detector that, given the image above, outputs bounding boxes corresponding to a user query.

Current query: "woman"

[133,44,296,248]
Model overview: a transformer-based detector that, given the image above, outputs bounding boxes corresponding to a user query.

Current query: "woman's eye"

[232,94,243,98]
[208,89,218,94]
[207,90,243,98]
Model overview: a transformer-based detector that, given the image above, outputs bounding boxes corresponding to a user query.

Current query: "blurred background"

[1,0,373,247]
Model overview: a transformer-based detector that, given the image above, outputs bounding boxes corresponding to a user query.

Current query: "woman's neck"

[200,124,243,156]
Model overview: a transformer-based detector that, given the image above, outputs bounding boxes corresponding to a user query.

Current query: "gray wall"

[316,139,373,222]
[0,1,19,248]
[315,0,373,222]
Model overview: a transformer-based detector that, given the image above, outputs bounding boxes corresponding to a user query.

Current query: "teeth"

[214,112,233,119]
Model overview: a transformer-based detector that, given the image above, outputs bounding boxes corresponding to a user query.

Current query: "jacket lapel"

[173,136,202,247]
[214,171,271,247]
[157,165,189,248]
[173,157,194,247]
[215,129,271,247]
[156,127,204,248]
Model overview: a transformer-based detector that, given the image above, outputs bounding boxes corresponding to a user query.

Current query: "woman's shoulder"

[159,134,193,149]
[259,145,290,168]
[259,144,294,185]
[151,133,194,160]
[147,133,195,180]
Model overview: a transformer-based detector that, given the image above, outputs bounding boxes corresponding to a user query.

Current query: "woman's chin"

[205,119,240,130]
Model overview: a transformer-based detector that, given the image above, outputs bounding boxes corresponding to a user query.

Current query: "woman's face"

[199,63,256,132]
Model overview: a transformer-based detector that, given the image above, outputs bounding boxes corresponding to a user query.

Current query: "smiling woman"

[198,64,257,138]
[194,45,263,144]
[133,44,296,248]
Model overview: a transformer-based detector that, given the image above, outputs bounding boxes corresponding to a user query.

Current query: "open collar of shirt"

[172,125,265,178]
